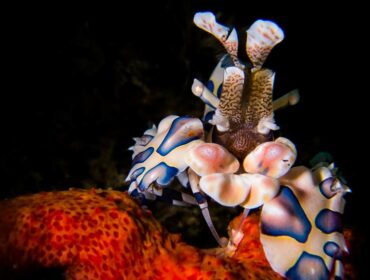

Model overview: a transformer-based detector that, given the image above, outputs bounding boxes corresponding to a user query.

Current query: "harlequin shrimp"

[126,12,298,242]
[125,12,297,247]
[125,11,351,279]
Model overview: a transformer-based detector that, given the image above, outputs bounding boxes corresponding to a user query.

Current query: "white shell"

[185,142,240,176]
[261,166,348,279]
[199,173,250,207]
[243,137,297,178]
[239,173,280,209]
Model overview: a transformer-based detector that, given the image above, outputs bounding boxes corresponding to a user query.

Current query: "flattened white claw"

[239,173,280,209]
[243,137,297,178]
[199,173,251,207]
[185,142,239,176]
[275,137,297,154]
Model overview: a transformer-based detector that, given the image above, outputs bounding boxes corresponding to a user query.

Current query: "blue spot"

[220,54,235,68]
[130,167,145,181]
[132,147,154,166]
[138,162,178,191]
[204,111,214,122]
[216,83,223,98]
[324,241,343,260]
[206,80,214,93]
[319,177,336,199]
[261,187,311,243]
[203,111,215,131]
[157,116,202,156]
[286,251,329,280]
[315,209,343,234]
[194,192,206,204]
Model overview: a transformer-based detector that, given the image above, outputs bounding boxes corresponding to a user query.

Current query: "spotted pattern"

[319,177,336,199]
[129,167,145,181]
[324,241,343,260]
[200,55,229,123]
[157,116,203,156]
[138,162,178,191]
[216,83,223,98]
[285,251,329,280]
[204,111,215,123]
[218,67,244,124]
[127,115,204,195]
[244,69,274,125]
[315,209,343,234]
[132,147,154,166]
[261,187,311,243]
[206,80,214,92]
[260,166,348,279]
[0,190,290,280]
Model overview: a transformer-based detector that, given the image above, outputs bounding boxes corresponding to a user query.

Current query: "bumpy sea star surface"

[0,189,284,279]
[0,189,354,279]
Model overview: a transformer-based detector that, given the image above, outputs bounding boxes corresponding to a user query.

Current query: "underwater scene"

[1,1,367,279]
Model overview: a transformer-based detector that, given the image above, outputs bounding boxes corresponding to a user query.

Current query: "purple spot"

[206,80,214,92]
[203,111,215,132]
[216,83,223,98]
[194,192,206,204]
[130,167,145,181]
[315,209,343,234]
[132,147,154,166]
[319,177,336,199]
[157,116,203,156]
[324,241,343,260]
[204,111,214,122]
[261,187,311,243]
[286,251,329,280]
[138,162,178,191]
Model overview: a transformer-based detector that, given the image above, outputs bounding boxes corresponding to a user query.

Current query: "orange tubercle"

[0,189,353,279]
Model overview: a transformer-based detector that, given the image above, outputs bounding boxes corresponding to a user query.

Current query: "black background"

[2,1,367,278]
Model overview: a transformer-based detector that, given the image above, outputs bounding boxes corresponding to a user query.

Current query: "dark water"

[2,1,367,278]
